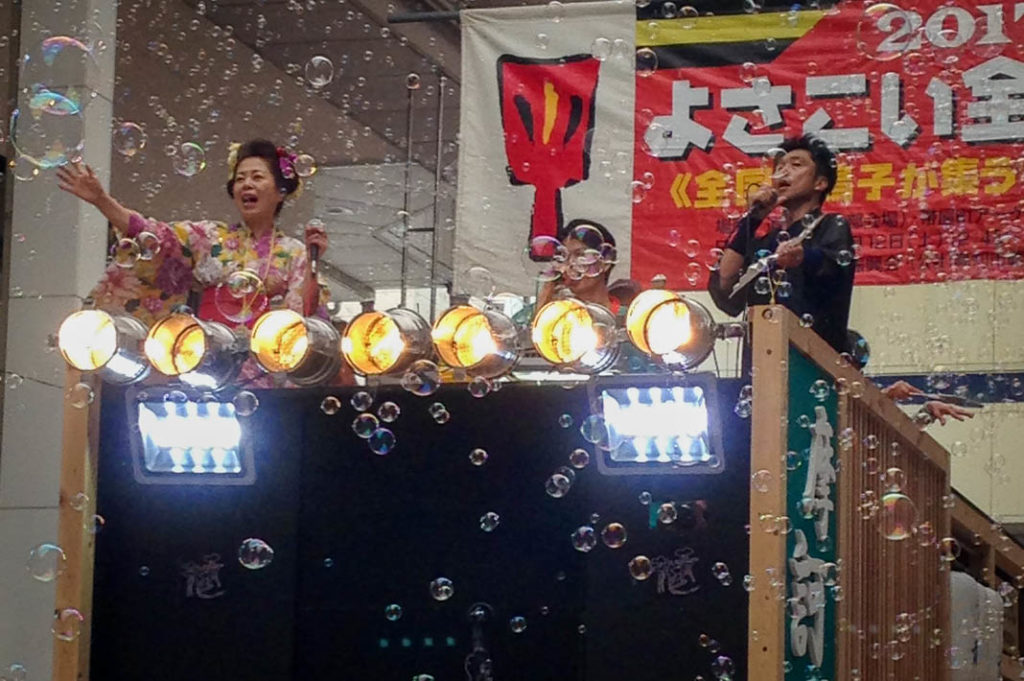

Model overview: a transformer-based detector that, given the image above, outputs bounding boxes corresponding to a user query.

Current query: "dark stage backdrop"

[92,378,751,681]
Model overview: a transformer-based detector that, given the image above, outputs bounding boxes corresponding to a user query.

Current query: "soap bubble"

[214,270,267,323]
[10,89,85,168]
[569,448,590,469]
[856,3,911,62]
[112,122,147,157]
[351,391,373,411]
[938,537,961,562]
[751,469,772,493]
[232,391,259,416]
[385,603,403,621]
[368,428,396,455]
[429,577,454,601]
[571,525,597,552]
[809,379,830,401]
[464,265,495,298]
[26,543,66,582]
[545,472,572,498]
[137,231,161,260]
[320,396,341,415]
[712,561,732,586]
[636,47,658,76]
[628,555,653,580]
[467,376,492,398]
[601,522,627,548]
[172,142,207,177]
[66,382,94,408]
[377,401,401,422]
[5,665,26,681]
[469,448,489,466]
[305,55,334,88]
[590,37,613,61]
[293,154,317,178]
[479,511,501,532]
[657,502,677,524]
[880,493,917,541]
[405,73,421,89]
[85,514,105,535]
[710,655,736,679]
[509,616,527,633]
[558,413,573,428]
[238,538,274,570]
[579,414,622,451]
[52,607,84,641]
[111,237,141,268]
[352,413,379,438]
[401,360,441,396]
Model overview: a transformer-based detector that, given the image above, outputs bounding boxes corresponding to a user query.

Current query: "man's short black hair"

[560,218,616,281]
[779,134,837,202]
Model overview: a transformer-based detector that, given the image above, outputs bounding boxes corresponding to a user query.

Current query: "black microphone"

[309,243,319,275]
[307,218,324,275]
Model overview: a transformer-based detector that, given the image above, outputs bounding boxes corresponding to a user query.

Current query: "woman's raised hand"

[56,161,105,204]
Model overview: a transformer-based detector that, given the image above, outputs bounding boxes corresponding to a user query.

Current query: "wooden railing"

[750,305,952,681]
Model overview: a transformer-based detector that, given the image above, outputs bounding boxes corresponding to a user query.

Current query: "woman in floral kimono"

[57,138,327,327]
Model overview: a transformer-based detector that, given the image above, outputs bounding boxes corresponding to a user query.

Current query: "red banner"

[631,1,1024,289]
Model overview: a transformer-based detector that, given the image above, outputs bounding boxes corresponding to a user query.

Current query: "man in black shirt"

[708,134,855,354]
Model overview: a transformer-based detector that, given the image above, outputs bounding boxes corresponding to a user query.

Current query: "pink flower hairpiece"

[276,146,299,180]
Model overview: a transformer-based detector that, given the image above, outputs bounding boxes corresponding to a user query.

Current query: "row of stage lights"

[57,291,727,390]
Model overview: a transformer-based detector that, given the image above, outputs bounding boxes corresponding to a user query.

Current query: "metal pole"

[387,10,460,24]
[429,75,447,322]
[400,84,415,307]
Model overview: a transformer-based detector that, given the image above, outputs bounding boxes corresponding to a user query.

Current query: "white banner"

[455,0,635,297]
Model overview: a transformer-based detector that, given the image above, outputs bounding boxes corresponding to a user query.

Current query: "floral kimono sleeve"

[123,213,223,297]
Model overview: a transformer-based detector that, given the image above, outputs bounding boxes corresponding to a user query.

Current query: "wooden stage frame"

[52,305,1024,680]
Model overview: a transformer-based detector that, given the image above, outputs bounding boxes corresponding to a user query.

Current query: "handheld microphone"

[306,218,324,276]
[309,243,319,275]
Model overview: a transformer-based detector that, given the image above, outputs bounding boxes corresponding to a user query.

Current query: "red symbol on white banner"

[498,55,600,258]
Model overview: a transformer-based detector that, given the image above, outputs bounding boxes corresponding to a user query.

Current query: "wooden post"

[749,305,790,681]
[53,369,100,681]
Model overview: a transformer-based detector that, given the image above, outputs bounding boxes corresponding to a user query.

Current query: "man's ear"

[814,175,829,194]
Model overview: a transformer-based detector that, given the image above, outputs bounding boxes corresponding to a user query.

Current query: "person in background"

[883,380,976,426]
[849,331,976,426]
[535,218,638,315]
[708,134,855,355]
[57,138,327,326]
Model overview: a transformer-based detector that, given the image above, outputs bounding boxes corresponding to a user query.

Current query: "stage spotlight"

[341,308,433,376]
[144,313,246,390]
[531,298,619,374]
[625,290,716,371]
[432,305,519,378]
[57,310,150,384]
[251,309,341,385]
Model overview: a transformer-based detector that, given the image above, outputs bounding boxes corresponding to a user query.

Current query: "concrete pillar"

[0,0,115,676]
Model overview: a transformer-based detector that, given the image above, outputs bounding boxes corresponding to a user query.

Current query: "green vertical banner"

[784,348,839,680]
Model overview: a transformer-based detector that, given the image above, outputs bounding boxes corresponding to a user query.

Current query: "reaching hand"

[56,161,105,204]
[924,400,975,426]
[882,380,923,401]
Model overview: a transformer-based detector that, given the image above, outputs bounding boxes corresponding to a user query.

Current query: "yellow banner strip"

[637,10,827,47]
